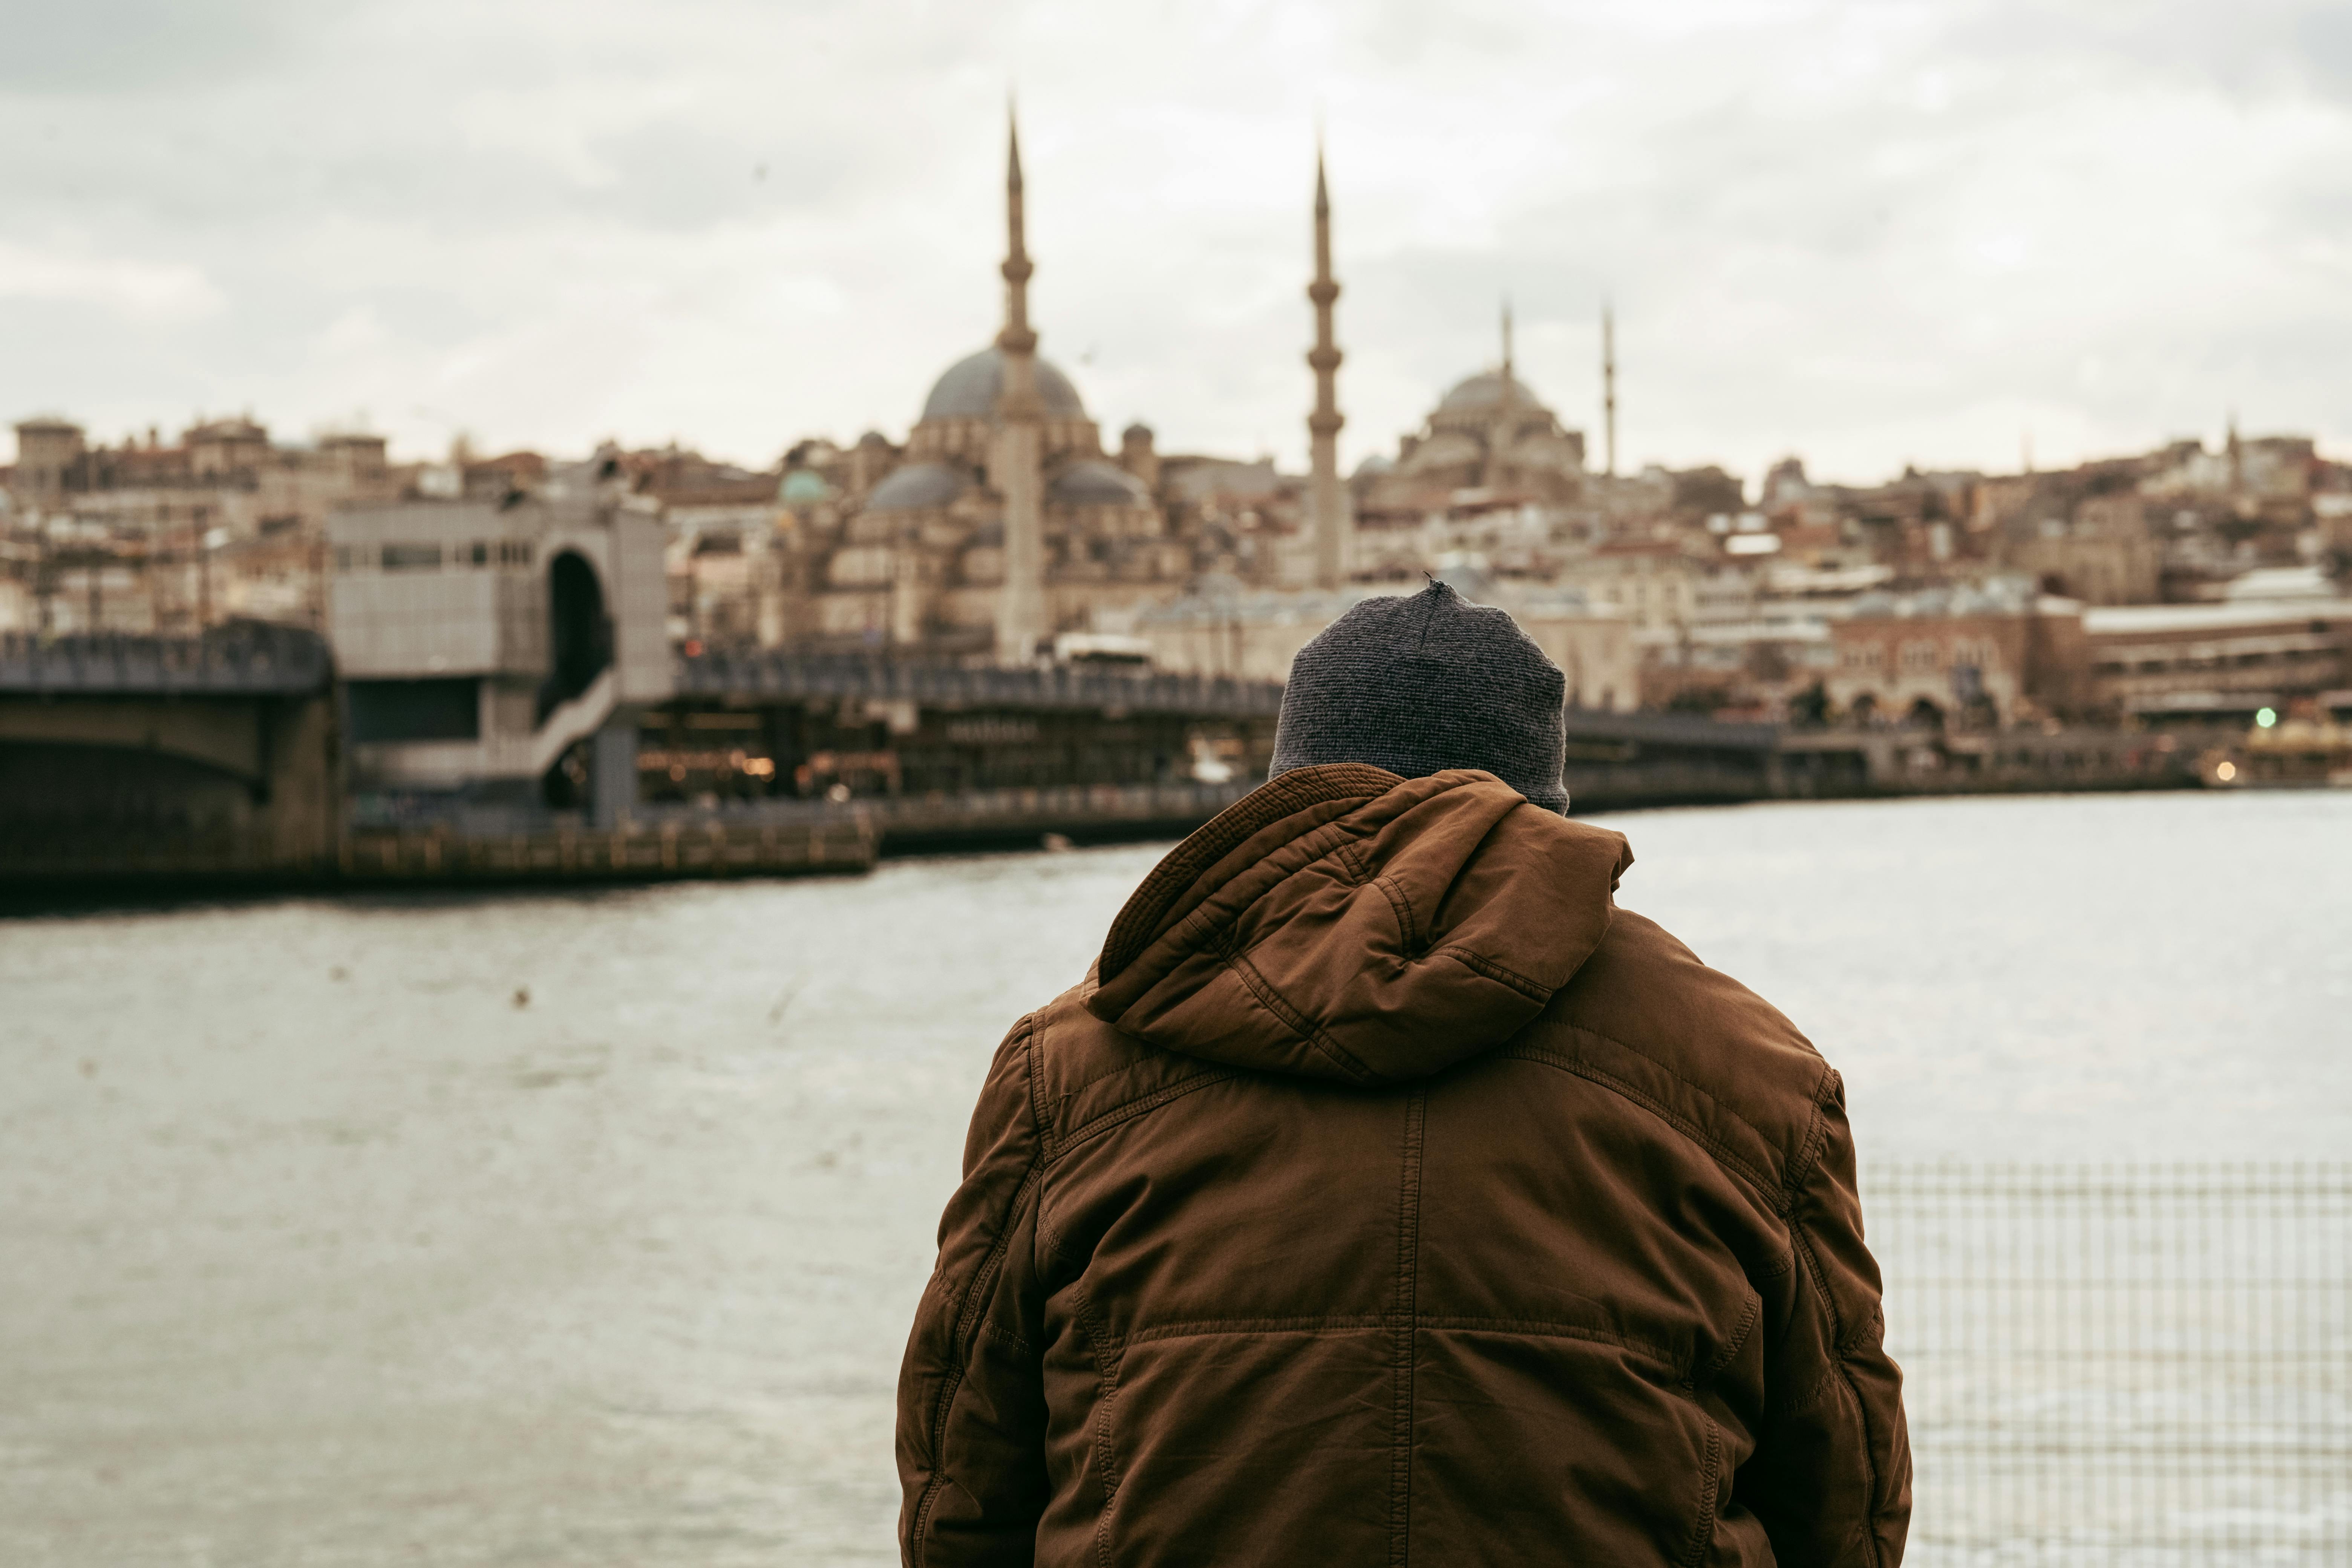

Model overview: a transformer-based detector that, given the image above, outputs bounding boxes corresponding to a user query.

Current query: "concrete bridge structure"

[2,626,2212,890]
[0,625,341,882]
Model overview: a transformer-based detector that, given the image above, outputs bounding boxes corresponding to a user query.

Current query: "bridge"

[674,648,1287,717]
[0,623,332,697]
[0,625,341,884]
[0,631,2210,889]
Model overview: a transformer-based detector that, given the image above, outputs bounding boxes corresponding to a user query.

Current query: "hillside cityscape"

[6,125,2350,806]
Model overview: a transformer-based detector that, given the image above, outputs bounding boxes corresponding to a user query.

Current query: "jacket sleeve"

[897,1018,1052,1568]
[1736,1071,1913,1566]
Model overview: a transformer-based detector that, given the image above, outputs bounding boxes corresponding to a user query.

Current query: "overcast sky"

[4,0,2349,486]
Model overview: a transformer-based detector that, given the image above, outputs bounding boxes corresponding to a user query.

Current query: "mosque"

[1354,309,1590,517]
[771,114,1600,665]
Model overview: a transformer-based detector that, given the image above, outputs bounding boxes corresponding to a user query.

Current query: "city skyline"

[5,0,2351,484]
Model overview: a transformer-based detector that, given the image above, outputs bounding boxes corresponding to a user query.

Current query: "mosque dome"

[920,346,1088,423]
[778,469,833,504]
[1048,459,1151,506]
[1437,370,1539,413]
[864,460,969,512]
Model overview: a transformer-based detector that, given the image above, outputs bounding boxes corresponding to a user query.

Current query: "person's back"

[898,585,1911,1566]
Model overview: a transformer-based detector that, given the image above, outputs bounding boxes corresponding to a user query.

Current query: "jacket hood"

[1085,763,1632,1086]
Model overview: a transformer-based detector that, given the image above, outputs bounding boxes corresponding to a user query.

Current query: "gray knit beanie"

[1268,582,1570,812]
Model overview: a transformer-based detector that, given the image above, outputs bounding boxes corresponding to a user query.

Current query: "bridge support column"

[589,716,639,831]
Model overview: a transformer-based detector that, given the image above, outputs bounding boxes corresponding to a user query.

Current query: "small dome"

[864,461,968,512]
[920,346,1088,423]
[1438,370,1537,412]
[778,469,832,503]
[1122,421,1154,443]
[1049,459,1152,507]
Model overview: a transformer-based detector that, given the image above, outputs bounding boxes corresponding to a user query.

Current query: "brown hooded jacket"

[897,764,1911,1566]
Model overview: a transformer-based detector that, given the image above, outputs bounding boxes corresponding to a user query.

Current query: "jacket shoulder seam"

[1781,1064,1841,1198]
[1501,1038,1787,1204]
[1048,1065,1242,1161]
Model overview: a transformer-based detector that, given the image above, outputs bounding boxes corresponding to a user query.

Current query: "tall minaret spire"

[1489,296,1515,491]
[994,104,1047,663]
[1601,302,1617,480]
[1306,143,1348,591]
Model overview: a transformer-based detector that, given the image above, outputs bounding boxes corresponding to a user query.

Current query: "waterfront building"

[325,473,669,810]
[1551,537,1757,636]
[2082,598,2352,724]
[1822,580,2089,727]
[1,414,401,635]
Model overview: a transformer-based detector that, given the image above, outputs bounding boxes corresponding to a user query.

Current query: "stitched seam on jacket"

[1059,1056,1151,1104]
[1024,1017,1058,1162]
[1068,1283,1123,1568]
[1682,1419,1726,1568]
[1706,1290,1764,1380]
[1109,813,1370,1000]
[1514,1020,1808,1196]
[1372,872,1415,957]
[1782,1065,1839,1194]
[1389,1087,1427,1568]
[1121,1314,1392,1346]
[1050,1067,1242,1161]
[1413,1315,1683,1370]
[1502,1043,1782,1202]
[1220,935,1378,1084]
[1376,870,1422,952]
[908,1021,1044,1566]
[1433,944,1550,1003]
[1173,816,1362,959]
[1110,1314,1684,1366]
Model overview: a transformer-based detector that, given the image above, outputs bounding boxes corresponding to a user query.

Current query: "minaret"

[994,109,1048,663]
[1601,303,1617,479]
[1306,147,1347,591]
[1491,297,1515,490]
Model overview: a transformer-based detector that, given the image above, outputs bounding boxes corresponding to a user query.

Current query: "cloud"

[0,0,2346,481]
[0,239,224,320]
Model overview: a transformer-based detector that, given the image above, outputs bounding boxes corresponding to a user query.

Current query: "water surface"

[4,791,2346,1564]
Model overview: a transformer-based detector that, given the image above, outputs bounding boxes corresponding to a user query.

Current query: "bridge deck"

[0,627,332,696]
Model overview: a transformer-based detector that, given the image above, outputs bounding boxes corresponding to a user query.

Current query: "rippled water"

[4,791,2347,1565]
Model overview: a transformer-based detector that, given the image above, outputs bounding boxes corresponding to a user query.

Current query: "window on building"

[381,543,442,571]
